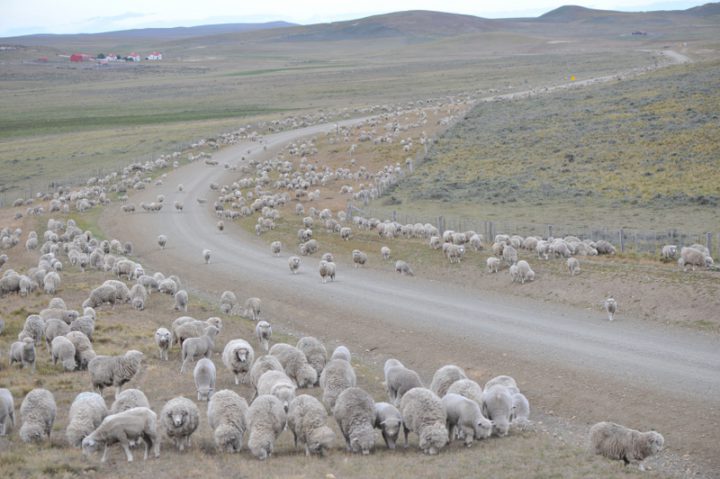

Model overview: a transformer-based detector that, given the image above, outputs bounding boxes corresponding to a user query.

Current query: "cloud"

[85,11,149,23]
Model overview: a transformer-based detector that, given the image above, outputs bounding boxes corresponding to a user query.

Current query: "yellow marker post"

[570,75,576,81]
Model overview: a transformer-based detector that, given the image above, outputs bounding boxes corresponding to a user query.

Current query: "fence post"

[706,232,712,256]
[619,228,625,253]
[547,224,553,239]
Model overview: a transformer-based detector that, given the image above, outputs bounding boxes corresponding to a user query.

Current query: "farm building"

[147,52,163,60]
[70,53,92,62]
[127,52,141,62]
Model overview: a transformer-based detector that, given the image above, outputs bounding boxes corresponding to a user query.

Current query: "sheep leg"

[101,444,109,463]
[304,444,310,456]
[121,441,134,462]
[403,426,410,448]
[115,386,122,399]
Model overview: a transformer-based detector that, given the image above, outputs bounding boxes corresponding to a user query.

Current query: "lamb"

[247,394,287,460]
[320,358,357,410]
[160,396,200,451]
[509,264,519,283]
[82,284,117,309]
[484,375,520,395]
[446,379,484,405]
[202,248,211,264]
[174,289,189,312]
[19,388,56,443]
[244,297,261,320]
[219,290,237,314]
[287,394,336,456]
[442,393,493,447]
[589,422,664,471]
[400,387,448,455]
[430,364,467,398]
[0,388,15,435]
[352,249,368,268]
[333,387,375,455]
[567,257,580,276]
[296,336,327,379]
[380,246,391,260]
[384,359,423,407]
[270,343,318,388]
[222,338,255,385]
[250,355,285,391]
[207,389,249,453]
[374,402,402,449]
[82,407,160,462]
[482,385,513,437]
[10,337,36,372]
[255,321,272,352]
[88,350,144,397]
[270,241,282,256]
[330,345,351,362]
[194,358,216,401]
[181,325,219,373]
[111,389,150,414]
[154,327,172,360]
[318,260,336,283]
[257,370,297,412]
[395,260,414,276]
[157,235,167,249]
[516,260,534,284]
[604,296,618,321]
[66,331,96,370]
[288,256,301,274]
[51,335,77,371]
[66,392,108,447]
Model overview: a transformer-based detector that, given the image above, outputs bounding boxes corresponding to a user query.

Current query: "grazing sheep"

[430,365,467,398]
[70,315,95,340]
[516,260,534,284]
[66,331,96,370]
[333,387,375,455]
[154,328,171,360]
[158,278,178,295]
[270,241,282,257]
[352,249,367,268]
[20,314,45,345]
[288,256,301,274]
[604,296,618,321]
[82,284,117,309]
[509,264,519,283]
[207,390,249,453]
[318,260,336,283]
[320,358,357,410]
[82,407,160,462]
[174,289,189,312]
[66,392,108,447]
[589,422,664,471]
[296,336,327,379]
[595,240,616,255]
[502,245,518,265]
[442,393,493,447]
[381,246,391,260]
[10,337,36,372]
[447,379,484,405]
[257,370,297,412]
[482,385,513,437]
[330,345,351,362]
[0,388,16,436]
[222,339,255,385]
[244,297,261,320]
[51,335,77,371]
[202,249,211,264]
[510,392,532,431]
[400,387,448,455]
[384,359,423,407]
[270,343,318,388]
[88,350,144,397]
[111,389,150,414]
[679,246,713,271]
[19,388,56,443]
[247,394,287,460]
[43,271,61,295]
[255,321,272,352]
[160,397,200,451]
[395,260,414,276]
[194,358,216,401]
[44,318,70,352]
[288,394,336,456]
[567,257,580,276]
[157,235,167,250]
[220,290,237,315]
[374,402,402,449]
[250,355,285,391]
[484,375,519,395]
[181,326,219,373]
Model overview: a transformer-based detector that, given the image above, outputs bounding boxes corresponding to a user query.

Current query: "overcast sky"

[0,0,708,37]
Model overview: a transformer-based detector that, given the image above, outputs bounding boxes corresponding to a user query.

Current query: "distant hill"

[683,2,720,16]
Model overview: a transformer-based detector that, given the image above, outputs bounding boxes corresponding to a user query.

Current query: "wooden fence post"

[706,232,712,257]
[619,228,625,253]
[547,224,553,239]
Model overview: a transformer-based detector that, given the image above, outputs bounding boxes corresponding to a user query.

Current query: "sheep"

[44,318,70,351]
[220,290,237,315]
[567,257,580,276]
[330,345,351,362]
[595,240,616,255]
[257,369,297,410]
[287,394,336,456]
[509,264,519,283]
[0,388,15,436]
[442,393,493,447]
[400,387,448,455]
[82,407,160,462]
[270,343,318,388]
[43,271,61,295]
[381,246,391,260]
[157,235,167,250]
[174,289,189,312]
[299,239,318,256]
[660,244,677,260]
[10,337,36,372]
[288,256,301,274]
[51,335,77,371]
[589,422,664,471]
[194,358,216,401]
[516,260,534,284]
[244,297,261,320]
[384,359,423,407]
[510,392,532,431]
[247,394,287,460]
[340,227,352,241]
[484,375,520,395]
[66,331,96,370]
[82,284,117,309]
[604,296,618,321]
[111,389,150,414]
[158,278,178,295]
[160,397,199,451]
[395,260,414,276]
[222,338,255,385]
[318,260,336,283]
[320,358,357,410]
[181,325,219,373]
[374,402,402,449]
[255,321,272,352]
[202,249,211,264]
[333,387,375,455]
[482,385,513,437]
[217,220,224,232]
[19,388,56,443]
[154,328,171,360]
[69,315,95,340]
[207,389,249,453]
[679,246,713,271]
[250,355,285,391]
[173,317,223,346]
[66,392,108,447]
[352,249,367,268]
[270,241,282,257]
[20,314,45,345]
[502,245,518,265]
[296,336,327,379]
[88,350,144,397]
[430,364,467,398]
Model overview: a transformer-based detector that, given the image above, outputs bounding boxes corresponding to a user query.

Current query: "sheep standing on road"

[287,394,336,456]
[589,422,664,471]
[202,249,211,264]
[255,321,272,352]
[333,387,376,455]
[160,397,200,451]
[352,250,367,268]
[271,241,282,257]
[157,235,167,250]
[247,394,287,460]
[400,387,448,455]
[82,407,160,463]
[19,388,56,443]
[194,358,216,401]
[604,296,618,321]
[288,256,301,274]
[318,260,336,283]
[395,260,414,276]
[207,389,249,453]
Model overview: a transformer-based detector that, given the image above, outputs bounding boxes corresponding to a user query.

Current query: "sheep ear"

[380,420,387,426]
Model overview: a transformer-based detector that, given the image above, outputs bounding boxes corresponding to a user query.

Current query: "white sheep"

[352,249,367,268]
[88,350,144,397]
[516,260,534,284]
[82,284,117,309]
[220,290,237,315]
[250,355,285,391]
[510,392,532,431]
[446,379,484,405]
[604,296,618,321]
[430,364,467,398]
[287,394,336,456]
[486,256,501,273]
[567,257,580,276]
[509,264,519,283]
[66,392,108,447]
[222,338,255,385]
[400,387,448,455]
[255,321,272,352]
[207,389,249,453]
[482,385,513,437]
[679,246,713,271]
[82,407,160,462]
[154,328,171,360]
[70,315,95,341]
[384,359,423,407]
[202,248,211,264]
[381,246,391,260]
[160,396,200,451]
[270,241,282,257]
[51,335,77,371]
[244,297,261,320]
[174,289,189,312]
[270,343,318,388]
[330,345,351,362]
[318,260,336,283]
[661,244,677,260]
[43,271,61,295]
[111,389,150,414]
[247,394,287,460]
[442,393,493,447]
[288,255,301,274]
[374,401,402,449]
[66,331,96,371]
[395,260,414,276]
[333,387,375,455]
[0,388,15,436]
[10,337,36,373]
[484,375,519,394]
[589,422,664,471]
[217,220,224,232]
[181,326,219,373]
[157,235,167,250]
[296,336,327,379]
[194,358,216,401]
[320,358,357,410]
[257,370,297,412]
[44,318,70,352]
[19,388,56,443]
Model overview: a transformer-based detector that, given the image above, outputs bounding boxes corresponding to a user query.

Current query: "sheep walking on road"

[604,296,617,321]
